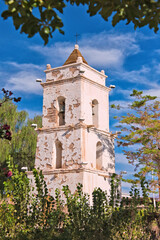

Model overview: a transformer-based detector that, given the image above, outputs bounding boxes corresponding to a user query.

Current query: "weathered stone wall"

[83,128,115,173]
[81,79,110,131]
[35,126,114,173]
[42,78,110,131]
[42,79,81,128]
[35,127,82,170]
[45,62,106,86]
[83,170,111,202]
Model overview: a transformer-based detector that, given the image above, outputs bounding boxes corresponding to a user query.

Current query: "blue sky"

[1,2,160,194]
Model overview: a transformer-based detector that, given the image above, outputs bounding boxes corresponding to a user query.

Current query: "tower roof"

[63,44,88,66]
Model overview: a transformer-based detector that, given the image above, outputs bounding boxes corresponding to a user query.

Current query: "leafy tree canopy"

[112,89,160,198]
[1,0,160,44]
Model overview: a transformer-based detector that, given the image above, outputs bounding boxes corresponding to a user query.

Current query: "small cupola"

[63,44,88,66]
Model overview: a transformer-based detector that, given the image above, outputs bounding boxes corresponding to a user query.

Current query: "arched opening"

[56,140,62,169]
[96,141,103,170]
[58,97,65,126]
[92,99,98,127]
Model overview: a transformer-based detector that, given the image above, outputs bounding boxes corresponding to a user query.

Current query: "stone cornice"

[36,124,116,139]
[41,75,111,92]
[27,168,111,178]
[44,62,108,79]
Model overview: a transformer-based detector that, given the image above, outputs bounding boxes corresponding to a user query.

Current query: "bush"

[0,161,160,240]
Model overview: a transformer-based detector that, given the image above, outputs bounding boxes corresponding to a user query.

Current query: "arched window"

[92,99,98,128]
[96,141,103,170]
[56,140,62,169]
[58,97,65,126]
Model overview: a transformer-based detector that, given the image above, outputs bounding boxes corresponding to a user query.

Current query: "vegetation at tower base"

[0,92,42,191]
[0,161,160,239]
[111,89,160,199]
[1,0,160,44]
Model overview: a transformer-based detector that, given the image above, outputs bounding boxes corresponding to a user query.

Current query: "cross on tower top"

[74,33,80,44]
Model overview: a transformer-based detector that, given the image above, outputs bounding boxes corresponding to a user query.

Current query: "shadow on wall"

[95,131,115,171]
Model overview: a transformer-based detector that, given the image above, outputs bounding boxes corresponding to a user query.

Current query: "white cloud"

[110,99,130,108]
[122,181,132,191]
[29,42,72,67]
[115,86,160,100]
[110,61,160,90]
[82,47,123,68]
[5,61,44,71]
[154,62,160,74]
[0,61,44,95]
[116,89,131,97]
[110,100,133,119]
[5,70,43,95]
[143,88,160,98]
[113,66,152,85]
[115,153,128,164]
[29,31,140,69]
[80,32,140,55]
[137,32,157,41]
[115,148,142,165]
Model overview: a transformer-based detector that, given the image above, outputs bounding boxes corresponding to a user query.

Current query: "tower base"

[27,168,112,203]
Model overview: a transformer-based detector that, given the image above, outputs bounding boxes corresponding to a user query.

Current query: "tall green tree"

[0,99,42,189]
[111,90,160,199]
[10,114,42,170]
[1,0,160,44]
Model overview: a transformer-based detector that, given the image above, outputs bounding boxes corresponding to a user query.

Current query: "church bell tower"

[32,44,115,198]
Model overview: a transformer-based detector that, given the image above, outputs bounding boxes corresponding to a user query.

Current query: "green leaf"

[8,0,14,4]
[44,27,50,34]
[11,8,16,12]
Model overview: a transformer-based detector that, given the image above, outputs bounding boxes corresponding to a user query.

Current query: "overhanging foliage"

[1,0,160,44]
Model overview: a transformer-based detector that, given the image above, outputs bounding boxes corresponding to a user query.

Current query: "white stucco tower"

[31,44,115,198]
